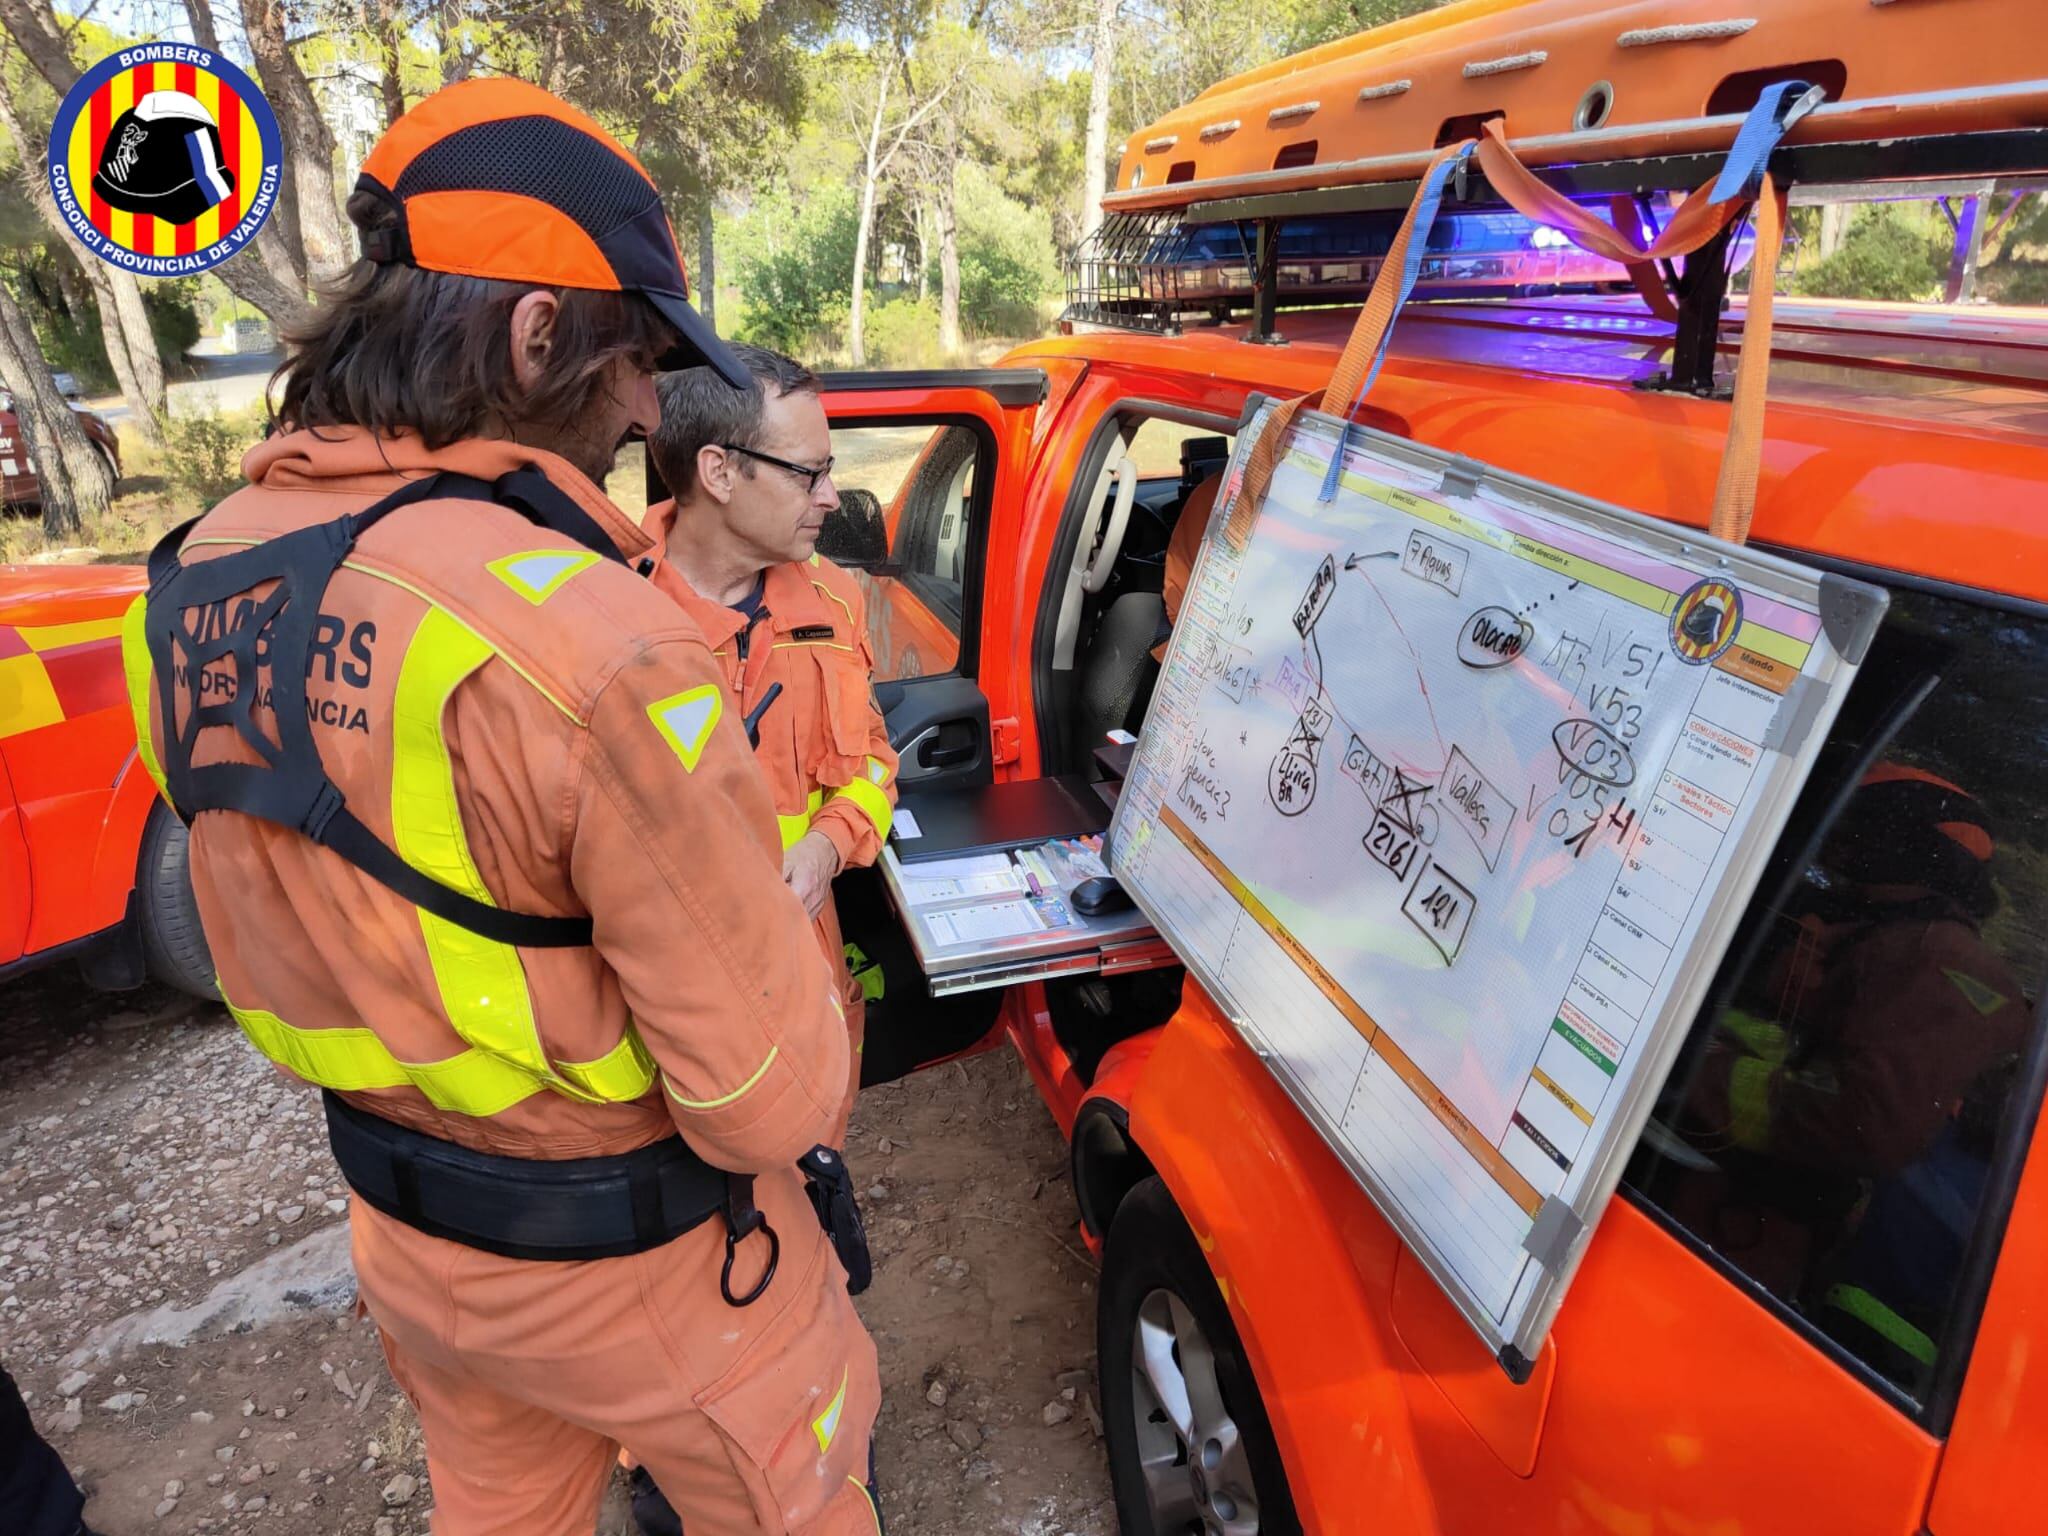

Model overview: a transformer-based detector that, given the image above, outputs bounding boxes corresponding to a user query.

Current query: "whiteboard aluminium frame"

[1110,407,1890,1375]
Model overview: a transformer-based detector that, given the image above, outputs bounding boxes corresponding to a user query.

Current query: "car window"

[1625,583,2048,1411]
[828,422,984,683]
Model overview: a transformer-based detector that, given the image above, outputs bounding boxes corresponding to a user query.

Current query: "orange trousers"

[350,1171,881,1536]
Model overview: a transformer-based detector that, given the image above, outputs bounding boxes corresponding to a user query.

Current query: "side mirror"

[817,486,889,569]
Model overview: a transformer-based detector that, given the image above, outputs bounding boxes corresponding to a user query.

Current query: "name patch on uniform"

[791,625,836,642]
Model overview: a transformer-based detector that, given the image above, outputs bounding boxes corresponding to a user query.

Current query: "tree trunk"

[240,0,351,276]
[182,0,222,52]
[0,283,114,539]
[253,213,311,295]
[1080,0,1119,244]
[52,261,89,326]
[1819,203,1848,259]
[215,245,314,332]
[0,88,170,442]
[913,204,928,302]
[936,163,961,355]
[849,73,890,369]
[376,0,407,127]
[440,0,473,84]
[694,202,717,332]
[0,0,78,91]
[86,264,171,443]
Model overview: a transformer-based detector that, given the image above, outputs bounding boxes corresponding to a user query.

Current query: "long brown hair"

[273,190,673,451]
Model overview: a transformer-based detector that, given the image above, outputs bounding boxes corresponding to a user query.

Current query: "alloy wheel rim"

[1128,1287,1260,1536]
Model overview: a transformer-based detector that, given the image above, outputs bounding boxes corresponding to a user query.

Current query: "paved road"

[87,347,283,427]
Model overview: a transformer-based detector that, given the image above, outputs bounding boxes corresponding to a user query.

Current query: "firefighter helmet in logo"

[1668,578,1743,665]
[92,91,235,225]
[47,46,282,276]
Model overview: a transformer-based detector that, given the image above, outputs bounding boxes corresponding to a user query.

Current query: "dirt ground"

[0,970,1116,1535]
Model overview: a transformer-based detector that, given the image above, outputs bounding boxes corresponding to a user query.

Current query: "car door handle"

[921,740,975,768]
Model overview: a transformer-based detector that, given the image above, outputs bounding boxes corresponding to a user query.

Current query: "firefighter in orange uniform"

[1672,762,2027,1368]
[121,82,880,1536]
[642,346,899,1142]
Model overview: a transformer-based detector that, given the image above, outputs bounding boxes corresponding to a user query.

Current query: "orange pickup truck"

[5,1,2044,1531]
[802,2,2048,1532]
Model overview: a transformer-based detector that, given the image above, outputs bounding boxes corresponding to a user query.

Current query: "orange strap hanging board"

[1231,120,1791,549]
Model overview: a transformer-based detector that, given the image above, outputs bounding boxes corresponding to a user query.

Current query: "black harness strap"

[143,468,631,950]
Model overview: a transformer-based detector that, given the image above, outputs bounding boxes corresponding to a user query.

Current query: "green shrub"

[162,405,258,508]
[1792,206,1949,303]
[947,168,1058,339]
[864,298,944,368]
[732,183,860,354]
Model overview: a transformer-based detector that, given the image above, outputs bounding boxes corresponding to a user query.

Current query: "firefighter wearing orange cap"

[641,346,897,1144]
[1673,762,2027,1365]
[122,80,880,1536]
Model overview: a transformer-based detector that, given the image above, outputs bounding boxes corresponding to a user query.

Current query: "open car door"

[820,369,1176,1084]
[811,369,1045,1082]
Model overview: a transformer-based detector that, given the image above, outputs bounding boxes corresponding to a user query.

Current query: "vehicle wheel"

[96,442,121,490]
[137,805,216,999]
[1099,1177,1301,1536]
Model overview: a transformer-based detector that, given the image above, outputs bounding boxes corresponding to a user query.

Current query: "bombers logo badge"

[1668,577,1743,666]
[46,45,283,276]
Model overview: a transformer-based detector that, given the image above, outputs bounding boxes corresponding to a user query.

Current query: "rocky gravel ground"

[0,970,1115,1534]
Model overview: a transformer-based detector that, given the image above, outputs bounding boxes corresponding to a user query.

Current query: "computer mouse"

[1071,876,1133,916]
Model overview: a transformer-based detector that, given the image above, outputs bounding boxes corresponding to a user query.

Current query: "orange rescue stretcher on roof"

[1107,0,2048,212]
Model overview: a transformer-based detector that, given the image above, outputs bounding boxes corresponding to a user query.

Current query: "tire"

[1099,1177,1301,1536]
[96,441,120,489]
[137,805,217,999]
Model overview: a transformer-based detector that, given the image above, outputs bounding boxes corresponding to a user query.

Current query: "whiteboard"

[1110,405,1887,1370]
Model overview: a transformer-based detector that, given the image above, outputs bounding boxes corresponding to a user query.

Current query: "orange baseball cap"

[355,78,746,387]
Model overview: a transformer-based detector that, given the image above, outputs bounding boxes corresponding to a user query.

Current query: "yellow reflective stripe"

[648,684,723,772]
[1728,1056,1775,1151]
[1824,1284,1937,1366]
[1942,967,2010,1017]
[829,775,893,841]
[486,548,601,605]
[662,1045,780,1111]
[226,993,544,1118]
[1722,1008,1790,1065]
[849,1478,880,1534]
[813,1367,849,1452]
[119,594,167,796]
[556,1025,656,1102]
[391,606,590,1102]
[779,788,828,850]
[810,579,856,632]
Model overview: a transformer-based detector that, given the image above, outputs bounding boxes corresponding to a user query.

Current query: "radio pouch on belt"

[799,1146,873,1294]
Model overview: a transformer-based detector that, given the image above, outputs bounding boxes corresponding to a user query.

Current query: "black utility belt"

[322,1093,871,1304]
[322,1092,779,1304]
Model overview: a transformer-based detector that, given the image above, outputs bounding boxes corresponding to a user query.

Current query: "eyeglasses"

[721,443,836,496]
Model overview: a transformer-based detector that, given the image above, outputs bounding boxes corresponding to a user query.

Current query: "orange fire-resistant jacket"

[642,500,897,1130]
[121,429,849,1170]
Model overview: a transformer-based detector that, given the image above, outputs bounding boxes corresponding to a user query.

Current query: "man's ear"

[696,442,735,505]
[508,291,560,392]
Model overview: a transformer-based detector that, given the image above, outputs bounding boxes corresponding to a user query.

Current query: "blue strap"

[1318,143,1474,503]
[1314,81,1819,505]
[1710,80,1818,204]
